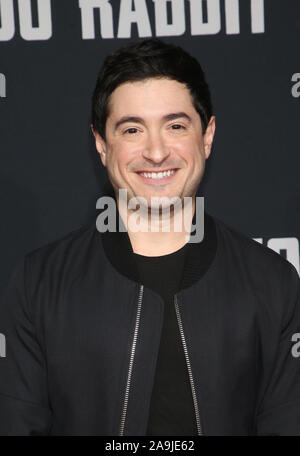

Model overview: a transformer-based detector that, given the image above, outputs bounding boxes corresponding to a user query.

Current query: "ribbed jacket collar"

[100,191,218,290]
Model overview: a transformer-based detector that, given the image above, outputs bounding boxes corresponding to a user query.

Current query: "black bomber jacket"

[0,205,300,436]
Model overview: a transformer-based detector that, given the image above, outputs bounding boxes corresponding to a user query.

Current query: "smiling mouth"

[136,168,179,183]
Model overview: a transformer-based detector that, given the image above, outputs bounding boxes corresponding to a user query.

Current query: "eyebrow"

[113,112,192,131]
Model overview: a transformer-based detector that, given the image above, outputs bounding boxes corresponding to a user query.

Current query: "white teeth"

[140,169,176,179]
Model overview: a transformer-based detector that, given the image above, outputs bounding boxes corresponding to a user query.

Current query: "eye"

[171,123,185,130]
[124,127,139,134]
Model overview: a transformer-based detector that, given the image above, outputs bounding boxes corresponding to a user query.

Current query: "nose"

[142,130,170,163]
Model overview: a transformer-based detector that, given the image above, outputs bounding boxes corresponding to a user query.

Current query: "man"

[0,39,300,436]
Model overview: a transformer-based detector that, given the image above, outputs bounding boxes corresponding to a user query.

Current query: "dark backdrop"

[0,0,299,295]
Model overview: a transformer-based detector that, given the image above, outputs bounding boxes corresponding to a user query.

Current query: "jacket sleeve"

[256,262,300,435]
[0,256,52,435]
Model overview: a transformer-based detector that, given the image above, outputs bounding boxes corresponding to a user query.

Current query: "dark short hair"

[91,38,213,139]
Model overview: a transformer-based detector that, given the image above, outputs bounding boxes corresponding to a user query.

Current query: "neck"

[116,195,197,256]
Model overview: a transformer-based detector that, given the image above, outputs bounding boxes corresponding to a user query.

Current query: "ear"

[90,124,107,167]
[203,116,216,160]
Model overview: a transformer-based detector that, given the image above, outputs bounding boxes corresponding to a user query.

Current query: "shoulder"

[210,215,300,328]
[27,221,96,261]
[211,214,299,287]
[23,221,101,290]
[0,222,100,323]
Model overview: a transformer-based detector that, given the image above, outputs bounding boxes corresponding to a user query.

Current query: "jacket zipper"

[174,294,203,436]
[119,284,144,436]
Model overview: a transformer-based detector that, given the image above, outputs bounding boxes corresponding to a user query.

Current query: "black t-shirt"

[133,243,198,436]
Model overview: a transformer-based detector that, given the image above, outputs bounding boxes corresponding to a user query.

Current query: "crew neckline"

[133,242,188,260]
[99,190,218,290]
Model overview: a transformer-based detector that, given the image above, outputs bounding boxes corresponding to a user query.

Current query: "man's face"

[92,77,215,210]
